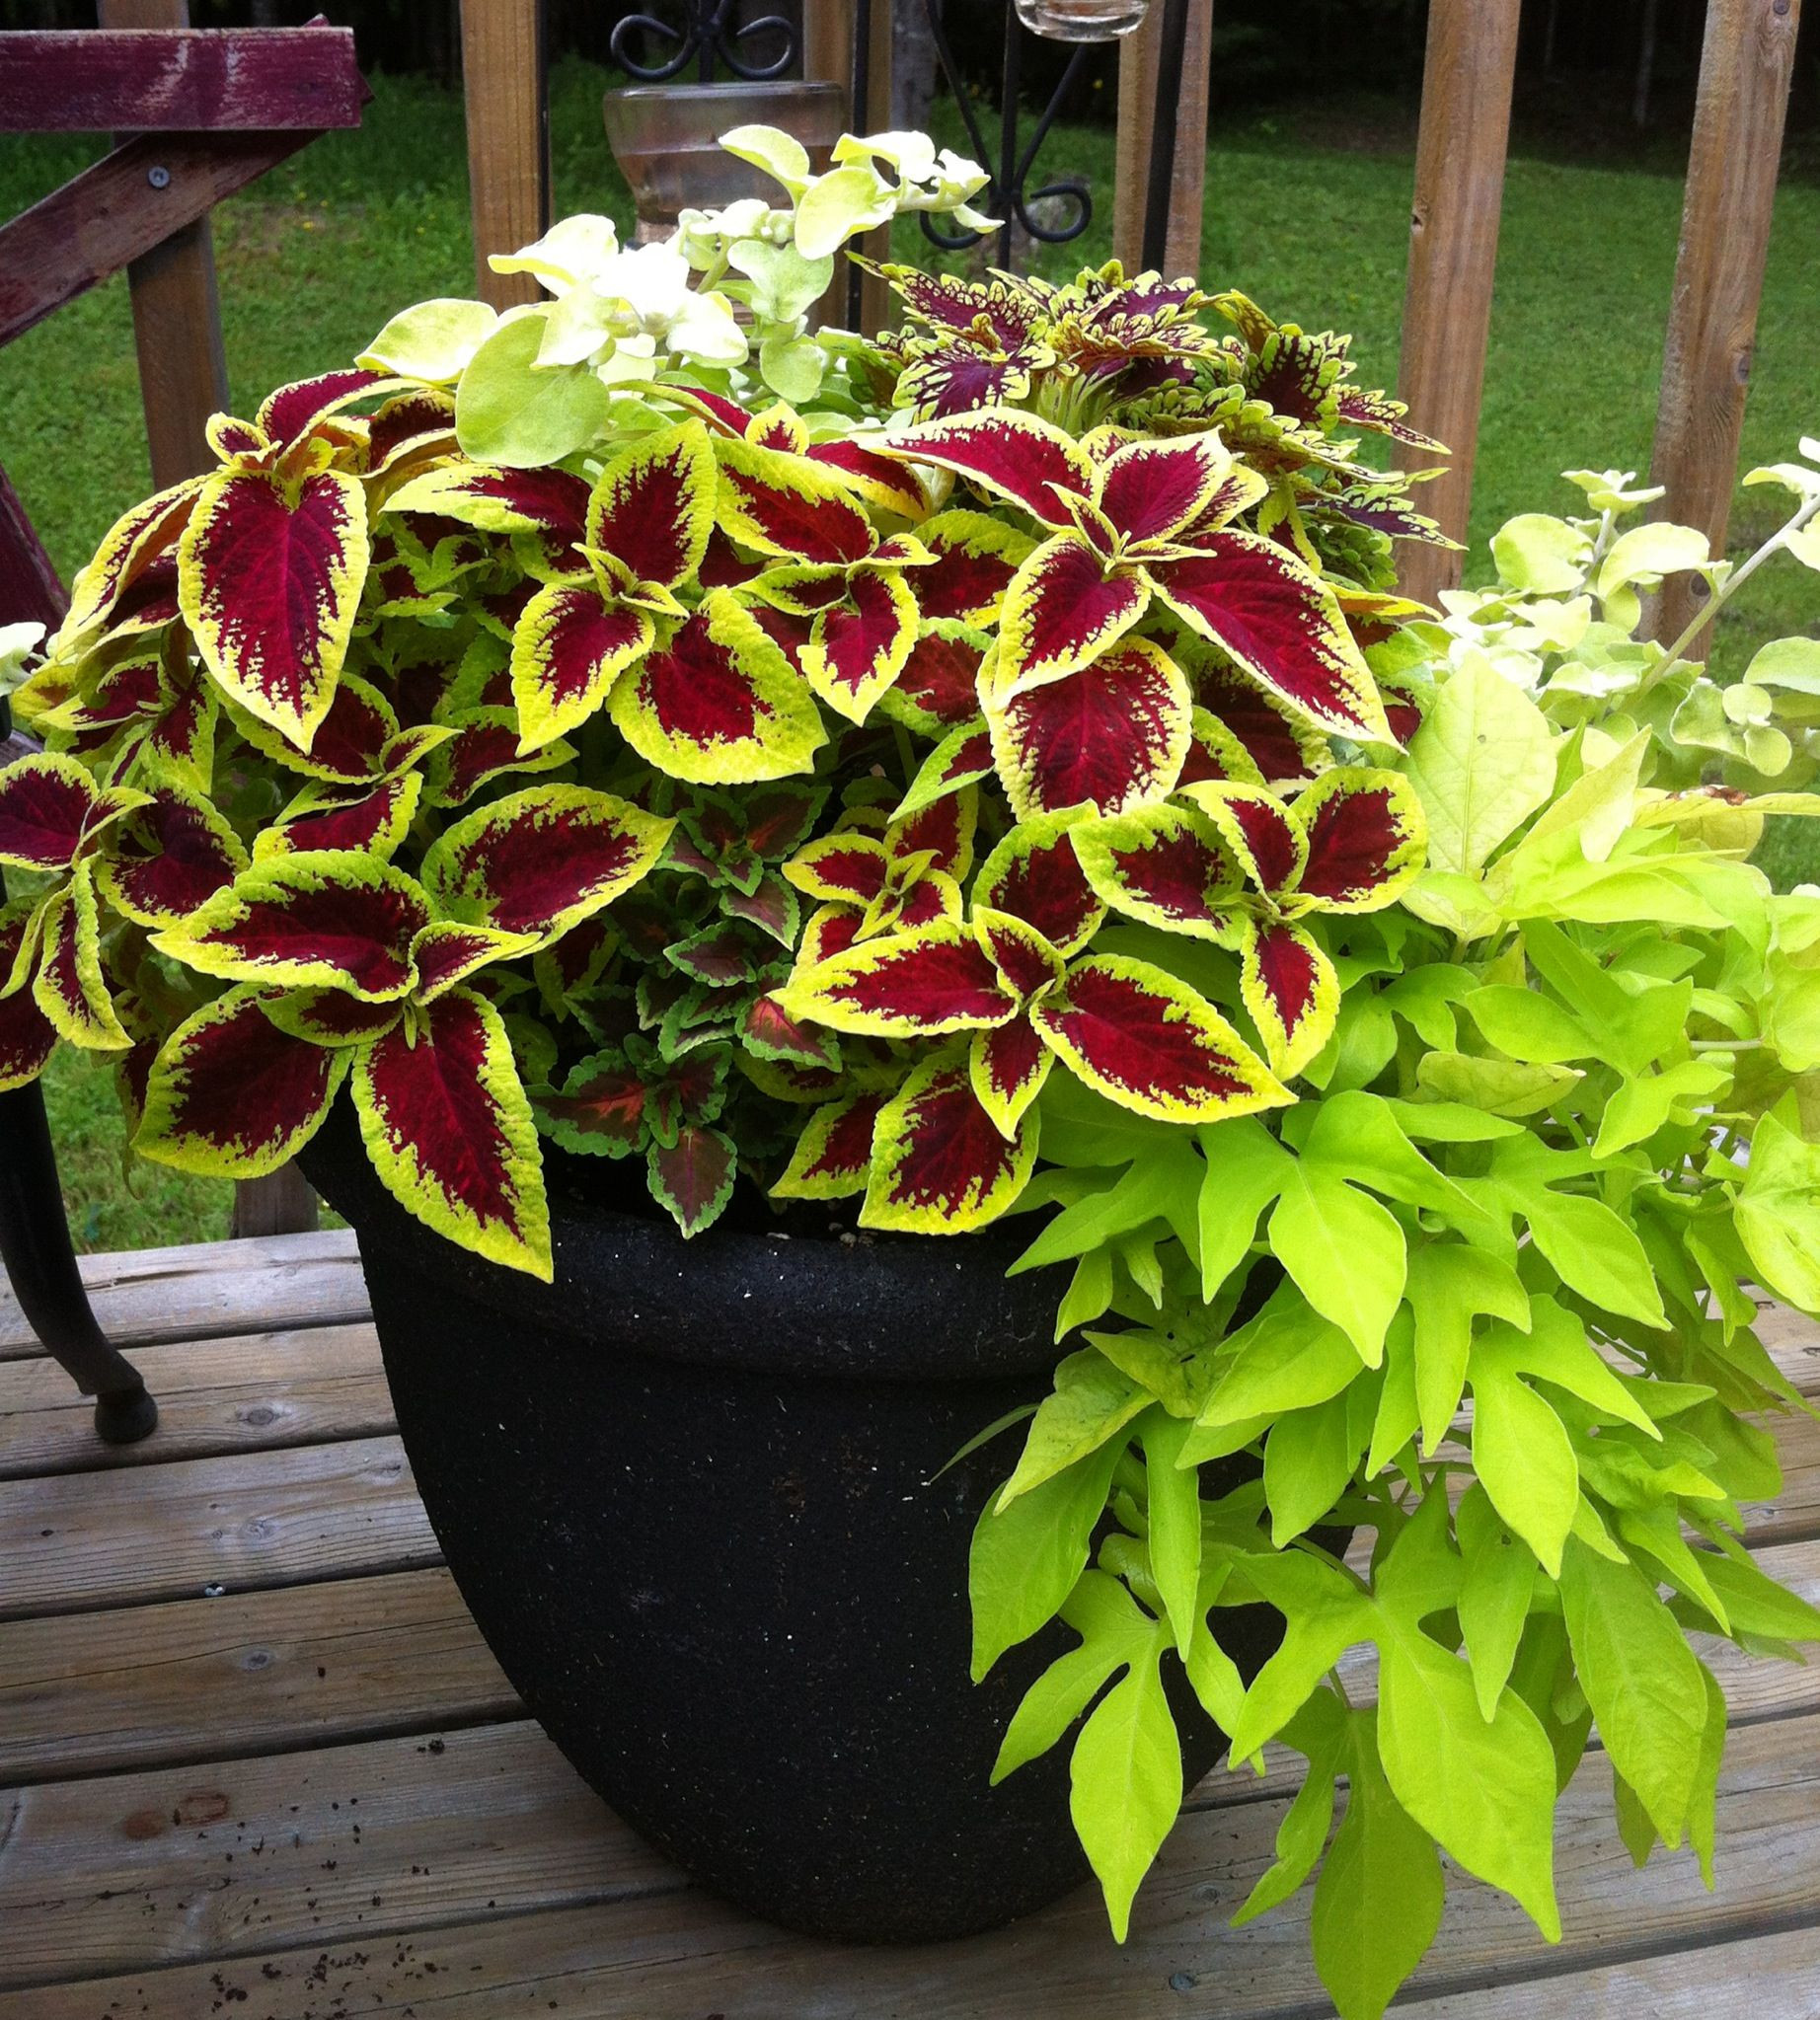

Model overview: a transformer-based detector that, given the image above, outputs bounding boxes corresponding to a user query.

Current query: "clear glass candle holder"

[1013,0,1152,41]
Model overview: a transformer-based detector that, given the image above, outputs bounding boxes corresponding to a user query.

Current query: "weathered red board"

[0,27,364,133]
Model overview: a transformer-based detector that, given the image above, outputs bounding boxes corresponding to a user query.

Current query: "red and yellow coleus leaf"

[878,621,991,735]
[1028,952,1287,1124]
[1146,530,1391,744]
[998,533,1149,693]
[800,566,919,723]
[54,479,200,646]
[972,808,1103,955]
[421,710,575,808]
[873,410,1094,526]
[1092,432,1241,545]
[1072,801,1243,944]
[256,367,407,450]
[984,635,1191,820]
[98,785,249,927]
[134,985,348,1176]
[714,434,875,565]
[154,852,430,1002]
[895,721,995,823]
[784,832,893,909]
[777,919,1018,1038]
[1179,781,1309,895]
[913,510,1037,624]
[772,1090,888,1200]
[1190,660,1329,785]
[1179,707,1267,789]
[0,754,144,870]
[178,465,368,751]
[510,578,652,753]
[969,1010,1053,1140]
[585,419,716,589]
[32,862,131,1050]
[860,1050,1039,1234]
[421,784,673,946]
[412,921,540,1002]
[1234,916,1339,1080]
[352,986,552,1279]
[364,389,459,478]
[1288,766,1426,913]
[738,989,842,1073]
[0,901,56,1091]
[385,461,591,548]
[609,590,825,785]
[255,773,425,865]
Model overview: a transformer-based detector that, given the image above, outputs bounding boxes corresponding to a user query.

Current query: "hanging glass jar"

[1012,0,1152,41]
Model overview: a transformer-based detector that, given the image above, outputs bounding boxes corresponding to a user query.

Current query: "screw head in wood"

[148,165,171,189]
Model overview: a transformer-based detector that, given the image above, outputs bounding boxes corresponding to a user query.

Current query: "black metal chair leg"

[0,1080,158,1444]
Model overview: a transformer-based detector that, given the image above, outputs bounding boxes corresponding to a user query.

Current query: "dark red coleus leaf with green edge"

[583,420,716,589]
[421,784,674,946]
[421,711,574,808]
[1073,800,1242,945]
[32,863,131,1050]
[178,464,368,751]
[897,723,996,825]
[535,1045,651,1158]
[57,478,200,642]
[647,1123,737,1236]
[256,367,405,449]
[773,1089,889,1200]
[860,1050,1039,1234]
[98,785,249,927]
[1029,954,1287,1124]
[609,590,825,785]
[0,754,144,870]
[880,622,991,734]
[1290,767,1427,911]
[155,853,430,1002]
[912,511,1036,624]
[386,461,592,550]
[1145,530,1391,744]
[777,919,1018,1038]
[715,435,876,566]
[739,988,842,1073]
[352,985,552,1278]
[984,635,1191,819]
[510,581,652,754]
[0,903,56,1090]
[875,410,1095,527]
[972,809,1103,955]
[1187,661,1327,785]
[134,985,348,1176]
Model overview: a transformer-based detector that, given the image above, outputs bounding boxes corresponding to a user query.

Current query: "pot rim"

[300,1096,1070,1385]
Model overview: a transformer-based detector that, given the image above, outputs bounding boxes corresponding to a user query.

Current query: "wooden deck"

[0,1235,1817,2018]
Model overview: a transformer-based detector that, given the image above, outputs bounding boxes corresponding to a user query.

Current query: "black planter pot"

[302,1104,1276,1943]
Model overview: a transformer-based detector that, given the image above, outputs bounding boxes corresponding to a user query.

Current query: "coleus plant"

[6,122,1820,2020]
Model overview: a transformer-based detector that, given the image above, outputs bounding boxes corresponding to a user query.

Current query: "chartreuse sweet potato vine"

[4,120,1820,2012]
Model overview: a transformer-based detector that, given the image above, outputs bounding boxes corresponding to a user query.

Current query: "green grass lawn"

[4,63,1817,1250]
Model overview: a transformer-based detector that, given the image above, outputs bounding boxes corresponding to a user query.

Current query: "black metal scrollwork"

[610,0,797,87]
[917,0,1095,271]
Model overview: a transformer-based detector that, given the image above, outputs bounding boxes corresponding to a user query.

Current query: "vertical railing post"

[804,0,893,334]
[1391,0,1521,606]
[97,0,317,1238]
[1112,0,1212,278]
[460,0,551,311]
[1649,0,1801,643]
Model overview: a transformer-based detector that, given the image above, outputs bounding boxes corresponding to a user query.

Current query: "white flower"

[0,621,43,700]
[490,214,622,298]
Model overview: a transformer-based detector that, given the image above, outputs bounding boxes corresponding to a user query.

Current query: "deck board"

[0,1231,1816,2017]
[0,1322,394,1478]
[0,1569,518,1784]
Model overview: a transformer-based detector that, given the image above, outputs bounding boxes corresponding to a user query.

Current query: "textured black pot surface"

[302,1104,1270,1943]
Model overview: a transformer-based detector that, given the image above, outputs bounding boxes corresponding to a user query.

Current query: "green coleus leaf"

[1558,1536,1709,1849]
[1067,1601,1180,1942]
[1309,1712,1444,2020]
[1736,1097,1820,1311]
[1403,655,1555,875]
[969,1441,1125,1683]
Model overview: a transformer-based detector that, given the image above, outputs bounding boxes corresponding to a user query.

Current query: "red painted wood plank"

[0,28,364,134]
[0,128,320,349]
[0,466,66,635]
